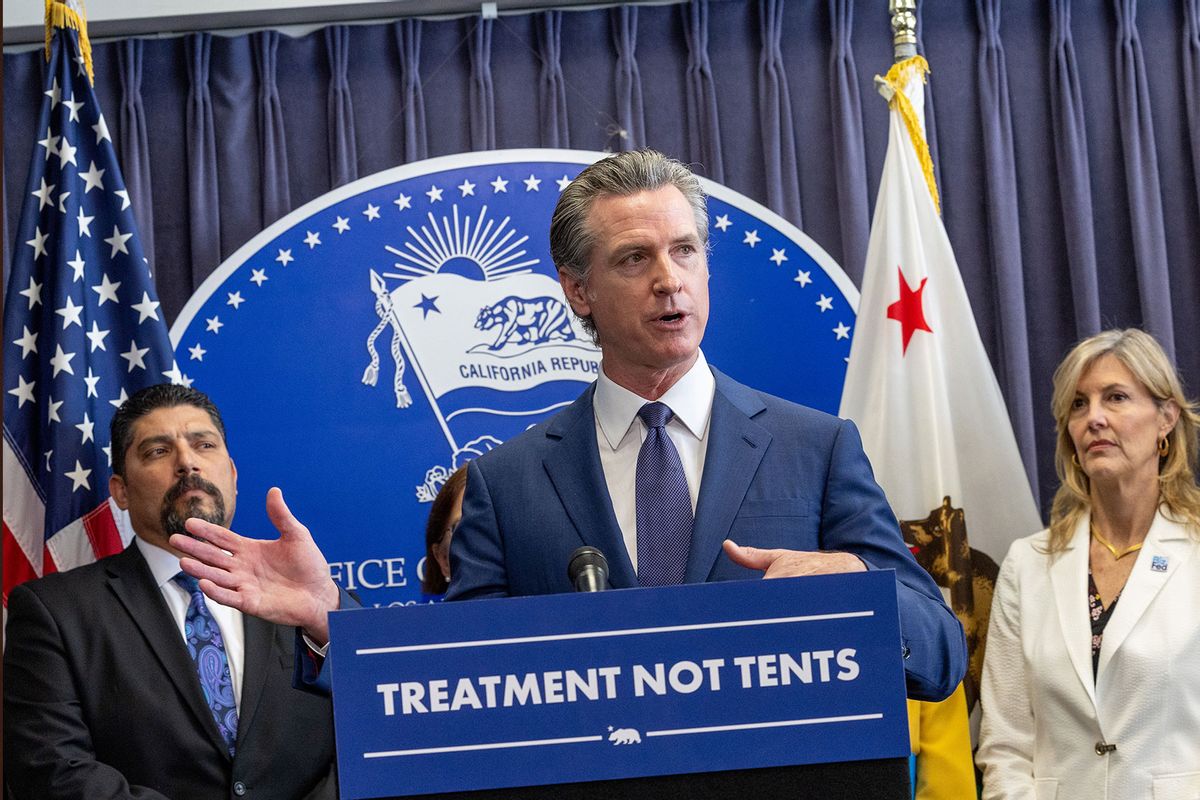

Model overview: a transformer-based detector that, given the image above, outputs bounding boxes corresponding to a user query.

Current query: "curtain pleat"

[395,19,428,164]
[1186,0,1200,221]
[325,25,358,188]
[185,33,220,287]
[468,18,497,151]
[116,39,155,274]
[682,1,724,182]
[1114,0,1175,360]
[827,0,868,284]
[611,6,646,151]
[254,31,290,227]
[535,12,569,149]
[975,0,1039,497]
[1048,0,1101,339]
[757,0,802,227]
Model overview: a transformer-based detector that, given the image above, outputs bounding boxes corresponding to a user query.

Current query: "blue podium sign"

[328,571,909,799]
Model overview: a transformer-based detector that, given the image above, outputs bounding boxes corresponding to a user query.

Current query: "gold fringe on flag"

[45,0,94,86]
[879,55,939,214]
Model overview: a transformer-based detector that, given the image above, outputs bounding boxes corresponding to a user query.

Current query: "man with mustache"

[174,150,966,703]
[4,384,337,800]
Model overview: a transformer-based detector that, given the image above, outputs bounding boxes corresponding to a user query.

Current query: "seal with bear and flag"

[170,150,858,606]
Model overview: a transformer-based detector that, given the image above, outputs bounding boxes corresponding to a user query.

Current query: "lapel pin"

[1150,555,1168,573]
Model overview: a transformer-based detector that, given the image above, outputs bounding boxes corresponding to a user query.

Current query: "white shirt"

[593,350,716,572]
[136,536,245,710]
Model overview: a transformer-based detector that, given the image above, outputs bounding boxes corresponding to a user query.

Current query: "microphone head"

[568,546,609,586]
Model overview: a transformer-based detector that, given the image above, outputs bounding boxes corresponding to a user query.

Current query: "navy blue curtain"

[6,0,1200,515]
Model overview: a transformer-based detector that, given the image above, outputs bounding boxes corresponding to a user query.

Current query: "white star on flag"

[304,231,321,249]
[57,136,78,167]
[92,273,120,305]
[64,96,84,122]
[794,270,812,287]
[38,128,61,159]
[45,77,62,106]
[104,225,132,257]
[206,316,224,333]
[49,344,77,377]
[162,360,186,385]
[833,322,851,340]
[333,216,350,233]
[816,294,834,312]
[56,296,85,329]
[742,230,761,247]
[79,160,105,192]
[426,185,443,202]
[75,413,94,444]
[363,204,380,221]
[27,227,49,259]
[227,291,245,309]
[394,193,412,210]
[119,340,150,371]
[130,291,161,323]
[68,251,87,281]
[110,387,131,409]
[9,375,37,407]
[524,175,541,191]
[57,190,71,213]
[93,114,112,143]
[13,326,39,358]
[64,460,92,491]
[457,179,476,197]
[189,343,207,361]
[32,178,56,210]
[490,176,508,193]
[77,205,94,237]
[47,396,64,423]
[770,248,788,266]
[20,277,44,308]
[250,269,268,286]
[276,248,294,265]
[713,214,732,232]
[114,189,130,210]
[556,175,572,191]
[85,321,110,351]
[83,368,100,397]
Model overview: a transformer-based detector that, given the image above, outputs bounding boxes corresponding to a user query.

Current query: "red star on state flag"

[886,266,932,354]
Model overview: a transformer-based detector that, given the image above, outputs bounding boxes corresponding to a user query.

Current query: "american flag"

[3,1,185,605]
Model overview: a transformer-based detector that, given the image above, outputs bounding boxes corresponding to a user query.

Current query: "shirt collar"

[594,350,715,450]
[134,536,185,590]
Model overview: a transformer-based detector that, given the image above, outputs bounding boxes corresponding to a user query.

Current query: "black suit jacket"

[4,542,337,800]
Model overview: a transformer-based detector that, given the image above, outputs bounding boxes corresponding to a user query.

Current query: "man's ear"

[109,473,129,510]
[558,268,591,319]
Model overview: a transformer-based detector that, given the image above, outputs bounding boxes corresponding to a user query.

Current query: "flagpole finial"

[889,0,918,62]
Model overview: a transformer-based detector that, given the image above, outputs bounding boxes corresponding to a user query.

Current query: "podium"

[328,571,912,800]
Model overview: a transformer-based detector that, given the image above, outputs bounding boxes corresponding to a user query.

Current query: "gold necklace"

[1090,524,1143,560]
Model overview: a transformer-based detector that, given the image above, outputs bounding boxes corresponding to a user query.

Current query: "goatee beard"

[161,474,226,536]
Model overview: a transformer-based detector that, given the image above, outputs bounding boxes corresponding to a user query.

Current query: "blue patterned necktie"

[173,572,238,756]
[635,402,693,586]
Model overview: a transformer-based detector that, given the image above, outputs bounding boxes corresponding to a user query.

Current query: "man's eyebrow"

[135,429,220,449]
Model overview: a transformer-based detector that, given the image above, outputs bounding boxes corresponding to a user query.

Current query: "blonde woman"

[977,329,1200,799]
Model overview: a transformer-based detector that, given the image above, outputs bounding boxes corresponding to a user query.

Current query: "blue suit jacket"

[446,368,966,702]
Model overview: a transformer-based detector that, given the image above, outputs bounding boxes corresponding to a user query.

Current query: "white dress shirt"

[136,536,245,709]
[593,350,716,572]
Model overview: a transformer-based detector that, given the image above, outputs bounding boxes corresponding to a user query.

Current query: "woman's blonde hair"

[1047,329,1200,551]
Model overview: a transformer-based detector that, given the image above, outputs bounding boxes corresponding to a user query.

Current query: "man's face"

[559,185,709,394]
[109,405,237,551]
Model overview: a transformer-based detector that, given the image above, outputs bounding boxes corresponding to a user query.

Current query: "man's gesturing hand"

[722,539,866,578]
[169,487,341,645]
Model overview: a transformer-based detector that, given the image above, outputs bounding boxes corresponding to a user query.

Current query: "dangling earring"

[1159,437,1170,457]
[1072,453,1081,468]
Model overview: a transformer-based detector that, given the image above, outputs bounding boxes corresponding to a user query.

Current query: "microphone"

[568,546,610,593]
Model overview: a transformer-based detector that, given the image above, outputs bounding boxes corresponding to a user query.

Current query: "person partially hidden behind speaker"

[977,329,1200,800]
[422,465,467,596]
[4,384,337,800]
[169,149,966,704]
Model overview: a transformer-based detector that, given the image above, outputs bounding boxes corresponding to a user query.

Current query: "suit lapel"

[542,385,637,588]
[1097,512,1195,678]
[685,371,770,584]
[1048,518,1096,708]
[235,615,273,746]
[106,544,233,759]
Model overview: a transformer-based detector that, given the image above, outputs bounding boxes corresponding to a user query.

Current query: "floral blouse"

[1088,568,1120,681]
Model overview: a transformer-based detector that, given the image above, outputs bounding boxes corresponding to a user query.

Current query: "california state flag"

[839,56,1041,563]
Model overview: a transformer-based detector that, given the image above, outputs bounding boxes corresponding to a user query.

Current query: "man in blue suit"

[172,150,965,702]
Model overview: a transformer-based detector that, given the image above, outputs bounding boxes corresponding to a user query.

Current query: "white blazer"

[977,510,1200,800]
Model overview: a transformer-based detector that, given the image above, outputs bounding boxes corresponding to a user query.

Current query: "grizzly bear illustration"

[474,295,575,350]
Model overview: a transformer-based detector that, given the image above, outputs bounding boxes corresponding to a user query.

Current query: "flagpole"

[890,0,917,61]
